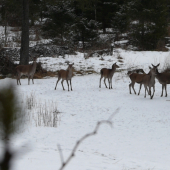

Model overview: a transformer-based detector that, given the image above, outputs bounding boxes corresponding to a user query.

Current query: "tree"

[42,1,75,45]
[0,0,22,46]
[111,0,130,34]
[128,0,168,50]
[20,0,29,65]
[72,18,99,50]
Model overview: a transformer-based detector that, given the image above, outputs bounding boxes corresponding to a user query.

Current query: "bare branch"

[57,144,64,165]
[58,108,120,170]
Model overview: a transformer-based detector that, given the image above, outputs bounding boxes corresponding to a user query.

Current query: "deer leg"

[17,73,21,85]
[66,80,69,91]
[110,78,113,89]
[129,83,132,94]
[165,84,167,97]
[61,79,65,90]
[28,76,30,85]
[144,85,147,98]
[132,82,136,94]
[70,79,73,91]
[99,76,103,88]
[17,77,19,85]
[19,77,21,85]
[108,78,110,89]
[161,85,164,97]
[31,75,34,84]
[138,83,142,95]
[104,78,108,88]
[150,87,154,99]
[54,77,61,90]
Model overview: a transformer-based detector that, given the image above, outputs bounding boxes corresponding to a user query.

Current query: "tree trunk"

[20,0,29,65]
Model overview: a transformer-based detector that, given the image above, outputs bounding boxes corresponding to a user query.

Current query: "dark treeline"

[0,0,169,51]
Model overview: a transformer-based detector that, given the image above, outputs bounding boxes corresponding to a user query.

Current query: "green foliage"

[42,1,75,45]
[72,18,100,49]
[0,0,22,26]
[0,85,21,139]
[0,85,23,170]
[128,0,168,50]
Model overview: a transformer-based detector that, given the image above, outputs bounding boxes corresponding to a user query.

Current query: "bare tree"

[58,108,120,170]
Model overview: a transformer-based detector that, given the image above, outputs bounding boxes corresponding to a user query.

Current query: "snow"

[0,49,170,170]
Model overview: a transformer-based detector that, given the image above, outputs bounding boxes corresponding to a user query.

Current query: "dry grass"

[34,71,57,79]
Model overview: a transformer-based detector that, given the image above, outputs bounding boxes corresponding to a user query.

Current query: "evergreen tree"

[42,0,75,45]
[72,18,100,49]
[129,0,168,50]
[112,0,130,34]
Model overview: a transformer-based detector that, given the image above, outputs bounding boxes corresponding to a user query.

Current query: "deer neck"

[110,67,116,74]
[149,71,155,83]
[67,69,73,79]
[31,61,37,72]
[155,69,160,78]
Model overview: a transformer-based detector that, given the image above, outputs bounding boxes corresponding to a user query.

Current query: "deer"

[139,65,157,99]
[129,67,155,95]
[54,63,74,91]
[16,57,37,85]
[99,62,119,89]
[129,71,149,95]
[152,63,170,97]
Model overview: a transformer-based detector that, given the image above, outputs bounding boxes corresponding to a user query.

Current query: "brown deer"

[129,72,148,95]
[152,63,170,97]
[139,65,157,99]
[54,63,74,91]
[129,67,154,95]
[16,57,37,85]
[99,62,119,89]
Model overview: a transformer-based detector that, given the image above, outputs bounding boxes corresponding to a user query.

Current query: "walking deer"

[16,57,37,85]
[99,62,119,89]
[152,63,170,97]
[54,63,74,91]
[129,70,149,95]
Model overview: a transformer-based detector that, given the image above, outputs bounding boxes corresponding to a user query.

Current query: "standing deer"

[129,68,152,95]
[99,62,119,89]
[152,63,170,97]
[54,63,74,91]
[139,65,157,99]
[16,57,37,85]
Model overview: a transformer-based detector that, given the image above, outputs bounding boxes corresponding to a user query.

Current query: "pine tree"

[129,0,168,50]
[42,1,75,45]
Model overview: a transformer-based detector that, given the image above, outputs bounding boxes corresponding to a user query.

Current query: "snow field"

[0,49,170,170]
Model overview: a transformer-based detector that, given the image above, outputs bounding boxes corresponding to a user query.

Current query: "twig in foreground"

[58,108,120,170]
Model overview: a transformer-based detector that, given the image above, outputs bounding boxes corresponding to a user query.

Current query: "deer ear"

[157,63,160,67]
[151,64,154,67]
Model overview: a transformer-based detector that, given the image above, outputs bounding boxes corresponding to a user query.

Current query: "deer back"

[59,63,74,80]
[156,72,170,84]
[101,68,111,78]
[130,73,146,83]
[16,58,37,76]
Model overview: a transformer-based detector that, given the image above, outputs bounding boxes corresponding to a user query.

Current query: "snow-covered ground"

[0,50,170,170]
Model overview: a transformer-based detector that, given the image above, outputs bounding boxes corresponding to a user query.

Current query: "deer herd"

[15,57,170,99]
